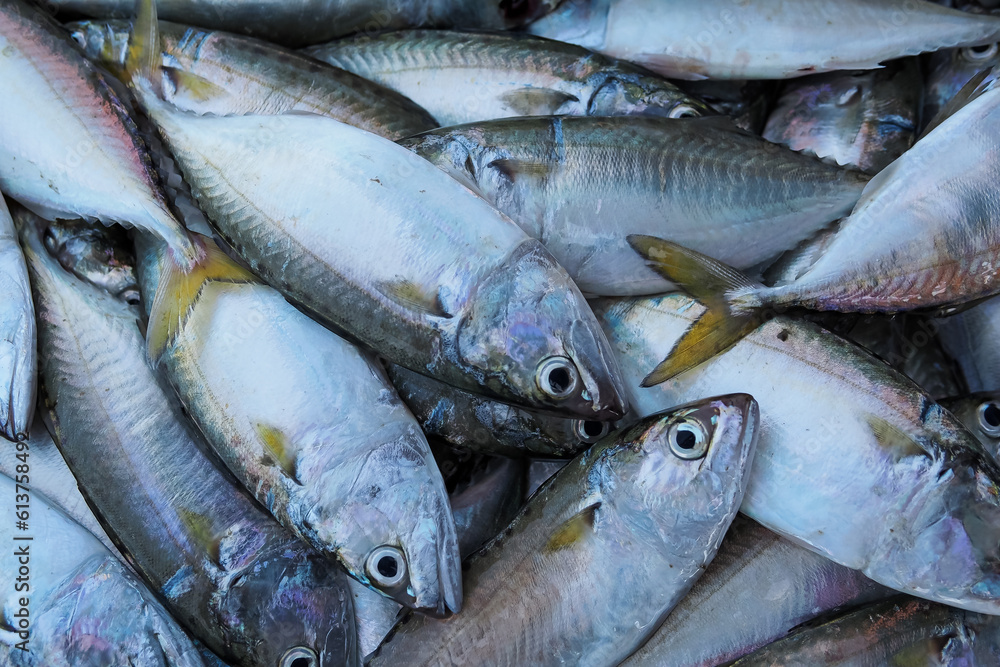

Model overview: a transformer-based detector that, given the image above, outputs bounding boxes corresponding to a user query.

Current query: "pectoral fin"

[499,88,578,116]
[544,502,600,553]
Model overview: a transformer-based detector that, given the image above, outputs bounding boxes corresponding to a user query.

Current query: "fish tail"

[627,235,767,386]
[147,234,256,362]
[125,0,162,94]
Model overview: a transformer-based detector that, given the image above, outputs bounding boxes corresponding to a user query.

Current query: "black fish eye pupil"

[547,367,571,394]
[972,44,992,54]
[583,421,604,437]
[377,555,398,578]
[676,429,697,449]
[290,659,311,667]
[985,403,1000,427]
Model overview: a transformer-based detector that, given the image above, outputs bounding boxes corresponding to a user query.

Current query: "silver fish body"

[528,0,1000,80]
[402,115,869,296]
[388,362,612,458]
[371,395,759,666]
[304,29,711,127]
[622,516,892,667]
[0,419,123,561]
[449,455,526,557]
[68,19,438,140]
[940,392,1000,460]
[22,215,358,667]
[763,61,922,174]
[732,597,1000,665]
[48,0,557,46]
[0,0,194,263]
[0,197,34,441]
[937,295,1000,392]
[135,91,627,420]
[924,42,1000,128]
[739,81,1000,313]
[135,235,462,617]
[593,293,1000,614]
[0,473,207,667]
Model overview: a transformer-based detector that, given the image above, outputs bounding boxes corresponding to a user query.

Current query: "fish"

[0,472,208,667]
[592,292,1000,614]
[731,597,1000,665]
[0,0,195,266]
[42,217,140,304]
[763,60,922,174]
[448,454,527,557]
[370,395,759,666]
[0,418,125,562]
[303,29,712,127]
[526,459,570,496]
[0,196,34,442]
[401,115,870,297]
[940,392,1000,460]
[67,19,438,140]
[937,295,1000,392]
[924,39,1000,129]
[20,211,358,667]
[629,78,1000,381]
[527,0,1000,80]
[47,0,559,47]
[125,0,627,421]
[134,233,462,617]
[346,577,403,664]
[388,362,614,458]
[673,79,778,133]
[621,516,892,667]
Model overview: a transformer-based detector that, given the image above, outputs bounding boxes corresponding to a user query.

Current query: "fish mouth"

[567,318,630,421]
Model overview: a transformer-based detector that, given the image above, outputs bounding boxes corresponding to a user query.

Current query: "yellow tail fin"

[147,235,257,361]
[628,235,766,385]
[125,0,161,90]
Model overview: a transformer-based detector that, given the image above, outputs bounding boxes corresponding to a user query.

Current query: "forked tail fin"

[627,235,767,386]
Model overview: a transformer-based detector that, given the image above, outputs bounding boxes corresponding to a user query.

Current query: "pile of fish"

[3,0,1000,664]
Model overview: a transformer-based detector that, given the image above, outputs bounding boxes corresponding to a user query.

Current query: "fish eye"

[366,546,407,589]
[668,104,700,119]
[574,419,610,444]
[978,401,1000,437]
[961,43,999,62]
[279,647,318,667]
[668,418,709,459]
[535,356,579,400]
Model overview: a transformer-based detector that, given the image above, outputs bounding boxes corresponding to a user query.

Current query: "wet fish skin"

[0,197,34,442]
[622,516,892,667]
[42,218,140,304]
[732,597,1000,665]
[134,234,462,618]
[346,577,403,663]
[448,454,527,557]
[21,215,358,666]
[763,61,922,174]
[0,473,207,667]
[388,362,612,458]
[371,395,758,666]
[402,115,869,296]
[528,0,1000,80]
[937,295,1000,392]
[304,29,711,127]
[132,84,627,420]
[0,0,194,265]
[924,42,1000,128]
[593,293,1000,614]
[47,0,558,46]
[68,19,438,140]
[940,392,1000,460]
[732,81,1000,314]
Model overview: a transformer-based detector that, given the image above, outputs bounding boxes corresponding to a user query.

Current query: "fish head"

[941,392,1000,462]
[311,428,462,618]
[595,394,758,556]
[924,44,1000,125]
[456,239,628,420]
[867,403,1000,614]
[219,542,356,667]
[498,0,564,29]
[42,219,140,305]
[588,74,713,119]
[67,20,131,76]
